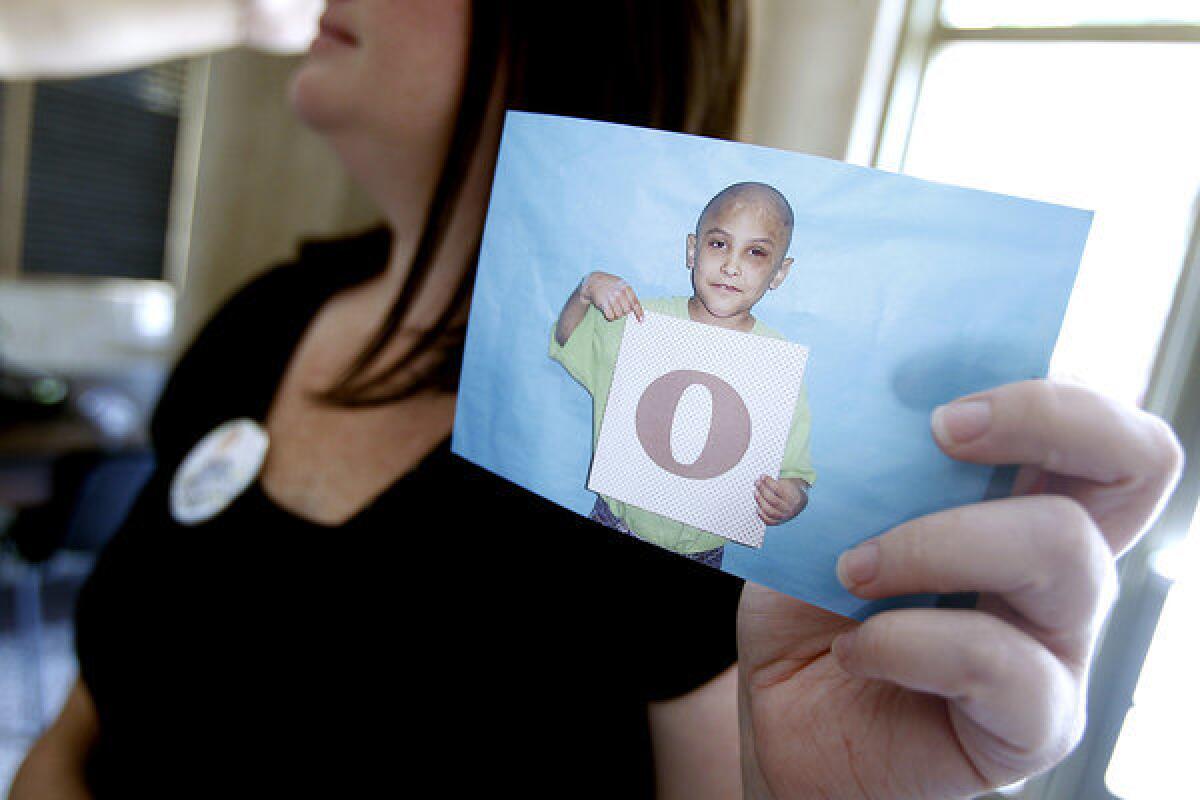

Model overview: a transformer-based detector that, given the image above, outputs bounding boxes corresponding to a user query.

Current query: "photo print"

[453,112,1091,619]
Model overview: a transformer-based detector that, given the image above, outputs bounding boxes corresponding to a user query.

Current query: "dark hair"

[322,0,749,406]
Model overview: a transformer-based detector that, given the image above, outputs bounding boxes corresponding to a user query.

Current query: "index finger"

[624,286,644,322]
[932,380,1182,552]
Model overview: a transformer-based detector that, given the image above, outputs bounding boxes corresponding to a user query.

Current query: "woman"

[11,1,1182,798]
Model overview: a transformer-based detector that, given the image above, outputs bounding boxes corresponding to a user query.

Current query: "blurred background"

[0,2,1197,797]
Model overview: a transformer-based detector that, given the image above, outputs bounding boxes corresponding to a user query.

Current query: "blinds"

[20,62,187,280]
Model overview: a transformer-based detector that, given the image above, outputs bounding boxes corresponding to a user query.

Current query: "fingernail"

[932,399,992,446]
[836,541,879,589]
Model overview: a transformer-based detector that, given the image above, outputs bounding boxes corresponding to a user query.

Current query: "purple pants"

[589,497,724,570]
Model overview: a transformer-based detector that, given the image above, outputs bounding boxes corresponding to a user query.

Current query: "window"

[0,62,191,282]
[1106,496,1200,798]
[870,3,1200,798]
[876,1,1200,406]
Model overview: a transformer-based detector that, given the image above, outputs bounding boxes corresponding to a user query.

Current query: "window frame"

[873,1,1200,172]
[0,80,35,279]
[868,4,1200,798]
[0,57,209,288]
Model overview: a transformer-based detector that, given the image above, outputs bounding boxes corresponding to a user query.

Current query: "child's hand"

[581,272,644,322]
[755,475,809,525]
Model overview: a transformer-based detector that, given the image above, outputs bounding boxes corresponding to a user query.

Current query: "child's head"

[686,182,794,325]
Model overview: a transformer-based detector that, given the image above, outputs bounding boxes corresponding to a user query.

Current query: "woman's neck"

[329,79,506,308]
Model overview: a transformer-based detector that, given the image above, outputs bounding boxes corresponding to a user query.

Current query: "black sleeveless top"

[74,228,744,797]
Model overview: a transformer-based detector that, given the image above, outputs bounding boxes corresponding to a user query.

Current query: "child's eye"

[751,247,768,258]
[708,240,726,249]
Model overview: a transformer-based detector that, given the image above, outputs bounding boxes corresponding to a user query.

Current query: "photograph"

[2,2,1194,797]
[454,110,1092,619]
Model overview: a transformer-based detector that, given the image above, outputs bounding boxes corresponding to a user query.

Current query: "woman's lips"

[314,16,358,48]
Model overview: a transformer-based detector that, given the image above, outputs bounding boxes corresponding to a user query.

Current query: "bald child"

[551,182,816,567]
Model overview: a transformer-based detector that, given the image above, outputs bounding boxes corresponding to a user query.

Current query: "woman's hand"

[737,380,1183,799]
[581,272,645,323]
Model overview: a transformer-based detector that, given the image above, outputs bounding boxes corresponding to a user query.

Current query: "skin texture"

[288,0,473,247]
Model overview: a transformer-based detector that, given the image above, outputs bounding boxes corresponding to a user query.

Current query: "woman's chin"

[287,63,353,132]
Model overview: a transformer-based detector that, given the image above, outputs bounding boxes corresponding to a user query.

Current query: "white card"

[588,312,809,547]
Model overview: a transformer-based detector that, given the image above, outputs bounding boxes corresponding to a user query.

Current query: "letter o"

[635,370,752,480]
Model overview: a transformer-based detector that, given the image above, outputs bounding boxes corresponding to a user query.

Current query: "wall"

[740,0,884,159]
[173,49,379,349]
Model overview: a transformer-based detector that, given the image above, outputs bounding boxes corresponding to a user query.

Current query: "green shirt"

[550,296,816,554]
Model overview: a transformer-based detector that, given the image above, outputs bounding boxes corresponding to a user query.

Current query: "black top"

[74,228,744,797]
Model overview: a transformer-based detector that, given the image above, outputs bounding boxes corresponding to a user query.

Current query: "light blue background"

[454,111,1091,619]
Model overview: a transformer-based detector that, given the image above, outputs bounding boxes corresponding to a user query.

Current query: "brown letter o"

[634,370,752,480]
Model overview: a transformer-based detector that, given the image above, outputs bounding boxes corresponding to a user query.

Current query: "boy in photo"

[550,182,816,568]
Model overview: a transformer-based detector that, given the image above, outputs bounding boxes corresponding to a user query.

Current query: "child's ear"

[686,233,697,269]
[769,257,794,290]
